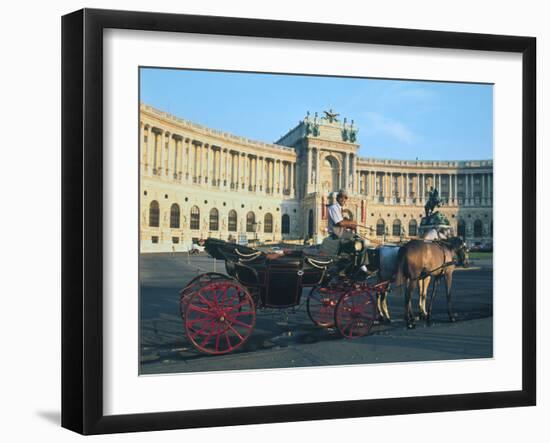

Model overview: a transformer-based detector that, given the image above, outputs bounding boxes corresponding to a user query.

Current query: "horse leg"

[445,271,456,322]
[418,276,430,320]
[404,280,415,329]
[381,291,391,323]
[427,277,439,325]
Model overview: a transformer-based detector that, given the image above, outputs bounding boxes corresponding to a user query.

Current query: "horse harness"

[418,241,457,280]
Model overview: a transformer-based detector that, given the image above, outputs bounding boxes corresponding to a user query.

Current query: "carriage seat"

[319,237,341,256]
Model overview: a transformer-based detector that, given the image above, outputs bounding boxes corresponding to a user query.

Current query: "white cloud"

[362,112,417,144]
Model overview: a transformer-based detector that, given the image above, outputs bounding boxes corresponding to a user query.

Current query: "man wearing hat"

[325,189,370,273]
[327,189,357,239]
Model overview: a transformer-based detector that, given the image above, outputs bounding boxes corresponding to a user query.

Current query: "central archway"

[320,155,340,192]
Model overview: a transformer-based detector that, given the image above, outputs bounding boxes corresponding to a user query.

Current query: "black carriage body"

[204,239,330,308]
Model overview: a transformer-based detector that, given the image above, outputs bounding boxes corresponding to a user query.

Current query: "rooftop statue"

[323,109,340,123]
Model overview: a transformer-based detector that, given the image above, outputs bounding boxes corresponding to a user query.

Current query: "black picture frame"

[62,8,536,435]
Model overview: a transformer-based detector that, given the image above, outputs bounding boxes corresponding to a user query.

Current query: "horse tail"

[393,246,408,287]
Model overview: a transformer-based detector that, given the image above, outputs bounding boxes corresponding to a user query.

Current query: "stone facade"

[140,104,493,252]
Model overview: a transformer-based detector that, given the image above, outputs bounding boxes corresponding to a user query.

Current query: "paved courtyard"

[139,252,493,375]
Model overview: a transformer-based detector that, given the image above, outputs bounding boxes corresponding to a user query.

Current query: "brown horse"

[395,237,469,329]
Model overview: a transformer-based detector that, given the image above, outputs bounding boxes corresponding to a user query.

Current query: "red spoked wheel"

[180,273,232,315]
[307,285,345,328]
[183,280,256,355]
[334,288,377,339]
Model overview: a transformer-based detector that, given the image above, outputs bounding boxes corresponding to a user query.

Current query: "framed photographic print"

[62,8,536,435]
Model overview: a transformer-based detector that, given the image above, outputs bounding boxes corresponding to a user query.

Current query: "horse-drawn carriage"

[179,223,469,355]
[179,237,391,355]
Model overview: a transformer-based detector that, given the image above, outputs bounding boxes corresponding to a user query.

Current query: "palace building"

[140,103,493,252]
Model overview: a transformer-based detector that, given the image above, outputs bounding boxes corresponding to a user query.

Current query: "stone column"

[151,129,159,174]
[230,152,236,189]
[293,162,297,198]
[198,143,204,184]
[350,154,357,193]
[160,131,167,176]
[171,134,179,179]
[225,150,231,188]
[253,156,258,192]
[193,142,199,182]
[141,124,149,174]
[465,173,470,205]
[258,157,263,193]
[180,138,186,181]
[204,144,209,184]
[488,173,492,203]
[243,154,248,191]
[307,148,312,190]
[405,173,409,202]
[454,174,458,201]
[218,148,223,188]
[211,147,215,186]
[272,159,276,193]
[481,173,487,205]
[171,135,177,179]
[389,172,394,203]
[266,159,271,193]
[226,149,231,188]
[288,162,294,197]
[315,149,321,192]
[279,160,284,194]
[184,139,190,181]
[235,152,241,189]
[266,157,270,194]
[243,153,247,190]
[449,174,453,204]
[344,156,349,191]
[160,131,170,176]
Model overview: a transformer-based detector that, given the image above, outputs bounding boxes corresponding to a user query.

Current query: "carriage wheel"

[307,285,344,328]
[183,280,256,355]
[334,289,377,339]
[180,273,232,317]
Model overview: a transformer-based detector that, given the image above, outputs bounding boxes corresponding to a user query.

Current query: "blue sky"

[140,68,493,161]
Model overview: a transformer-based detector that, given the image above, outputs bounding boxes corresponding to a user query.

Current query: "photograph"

[138,68,494,374]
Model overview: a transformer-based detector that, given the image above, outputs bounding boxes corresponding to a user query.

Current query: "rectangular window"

[172,237,179,244]
[151,236,159,244]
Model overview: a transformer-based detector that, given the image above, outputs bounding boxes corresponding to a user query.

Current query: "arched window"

[228,210,237,232]
[474,219,483,238]
[408,219,418,237]
[170,203,180,228]
[209,208,219,231]
[264,213,273,233]
[190,206,200,230]
[457,219,466,239]
[149,201,159,227]
[246,212,255,233]
[376,219,385,236]
[392,219,402,236]
[281,214,290,234]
